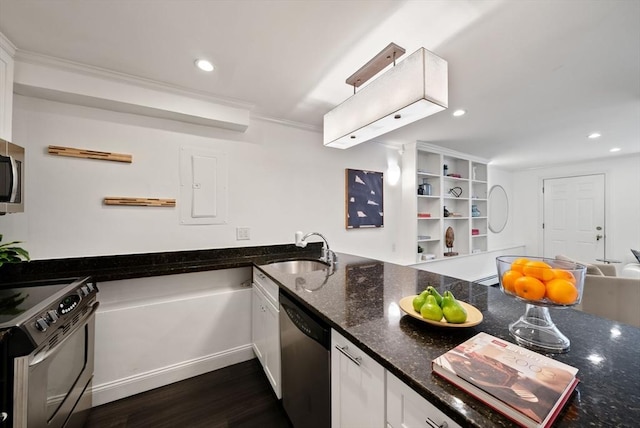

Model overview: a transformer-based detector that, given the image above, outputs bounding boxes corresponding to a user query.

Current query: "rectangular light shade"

[324,48,448,149]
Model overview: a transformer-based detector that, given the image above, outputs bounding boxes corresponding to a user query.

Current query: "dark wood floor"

[85,359,292,428]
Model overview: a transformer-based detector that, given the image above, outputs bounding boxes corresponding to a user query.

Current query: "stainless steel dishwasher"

[279,291,331,428]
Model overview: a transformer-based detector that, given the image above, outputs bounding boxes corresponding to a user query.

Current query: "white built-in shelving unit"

[401,142,488,264]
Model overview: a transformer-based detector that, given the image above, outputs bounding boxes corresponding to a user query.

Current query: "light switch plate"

[236,227,250,240]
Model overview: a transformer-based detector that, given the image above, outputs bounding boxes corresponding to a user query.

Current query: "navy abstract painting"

[346,169,384,229]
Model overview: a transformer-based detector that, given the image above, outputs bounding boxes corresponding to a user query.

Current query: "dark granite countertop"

[0,243,323,286]
[257,253,640,428]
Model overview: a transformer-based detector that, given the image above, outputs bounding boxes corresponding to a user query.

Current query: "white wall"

[93,268,254,405]
[0,95,403,262]
[511,155,640,267]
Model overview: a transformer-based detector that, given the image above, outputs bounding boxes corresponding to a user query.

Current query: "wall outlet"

[236,227,250,240]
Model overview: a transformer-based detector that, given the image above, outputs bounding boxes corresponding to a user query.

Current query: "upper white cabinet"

[402,142,488,264]
[0,32,15,141]
[331,329,385,428]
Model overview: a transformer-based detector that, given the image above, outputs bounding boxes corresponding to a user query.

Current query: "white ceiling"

[0,0,638,170]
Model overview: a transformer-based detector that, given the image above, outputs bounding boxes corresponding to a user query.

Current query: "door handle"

[596,234,603,241]
[334,345,362,366]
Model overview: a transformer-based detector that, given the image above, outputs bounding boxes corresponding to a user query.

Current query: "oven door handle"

[29,301,99,367]
[8,155,18,203]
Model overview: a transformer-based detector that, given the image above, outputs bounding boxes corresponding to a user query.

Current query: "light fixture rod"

[346,42,406,89]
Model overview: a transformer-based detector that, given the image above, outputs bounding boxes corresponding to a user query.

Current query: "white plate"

[398,295,483,328]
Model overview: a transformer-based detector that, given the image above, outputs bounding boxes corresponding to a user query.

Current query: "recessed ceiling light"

[195,59,214,72]
[610,147,621,152]
[453,109,466,117]
[588,132,601,139]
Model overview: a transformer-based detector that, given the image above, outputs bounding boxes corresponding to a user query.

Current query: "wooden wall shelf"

[103,197,176,207]
[49,145,132,163]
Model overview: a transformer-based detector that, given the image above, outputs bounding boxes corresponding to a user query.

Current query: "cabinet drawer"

[253,267,279,304]
[387,372,461,428]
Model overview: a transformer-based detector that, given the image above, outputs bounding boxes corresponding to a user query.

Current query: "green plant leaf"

[0,240,23,249]
[0,235,29,264]
[5,247,29,260]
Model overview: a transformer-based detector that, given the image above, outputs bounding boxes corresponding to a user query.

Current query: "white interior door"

[543,174,605,262]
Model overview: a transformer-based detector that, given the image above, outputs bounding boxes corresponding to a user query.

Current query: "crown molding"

[0,32,17,56]
[14,50,254,111]
[251,114,321,133]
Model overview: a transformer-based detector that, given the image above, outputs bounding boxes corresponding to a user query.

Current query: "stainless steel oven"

[1,277,98,428]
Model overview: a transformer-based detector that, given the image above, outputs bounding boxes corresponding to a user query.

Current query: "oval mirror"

[488,185,508,233]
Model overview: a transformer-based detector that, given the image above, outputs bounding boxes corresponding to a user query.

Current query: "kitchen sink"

[267,259,330,274]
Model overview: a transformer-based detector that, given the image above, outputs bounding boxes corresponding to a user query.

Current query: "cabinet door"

[251,286,265,363]
[331,330,385,428]
[252,284,281,398]
[262,295,281,399]
[387,372,461,428]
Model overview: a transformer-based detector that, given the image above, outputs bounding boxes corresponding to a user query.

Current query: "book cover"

[432,332,578,428]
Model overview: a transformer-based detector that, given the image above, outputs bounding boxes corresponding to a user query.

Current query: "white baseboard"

[90,344,255,407]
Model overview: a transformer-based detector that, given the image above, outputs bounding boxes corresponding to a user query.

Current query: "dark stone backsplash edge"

[0,243,323,286]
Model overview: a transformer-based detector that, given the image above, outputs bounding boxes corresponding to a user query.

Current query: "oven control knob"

[35,318,49,332]
[80,286,89,297]
[46,310,59,323]
[87,283,94,292]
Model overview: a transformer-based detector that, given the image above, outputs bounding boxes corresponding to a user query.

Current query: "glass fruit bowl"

[496,256,587,353]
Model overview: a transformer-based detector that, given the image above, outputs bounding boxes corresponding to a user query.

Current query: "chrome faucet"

[295,231,337,267]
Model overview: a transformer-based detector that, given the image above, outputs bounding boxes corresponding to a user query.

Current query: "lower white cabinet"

[331,329,385,428]
[251,274,281,399]
[387,371,461,428]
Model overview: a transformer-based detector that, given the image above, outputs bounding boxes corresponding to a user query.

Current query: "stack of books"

[432,332,579,428]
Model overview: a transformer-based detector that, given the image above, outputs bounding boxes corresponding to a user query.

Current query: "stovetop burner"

[0,280,73,325]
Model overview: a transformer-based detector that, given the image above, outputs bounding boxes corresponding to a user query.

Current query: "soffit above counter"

[12,50,251,132]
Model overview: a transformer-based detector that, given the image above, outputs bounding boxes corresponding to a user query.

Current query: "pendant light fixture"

[324,43,448,149]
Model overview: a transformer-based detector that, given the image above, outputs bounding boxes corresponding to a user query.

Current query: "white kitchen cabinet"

[0,33,15,141]
[251,268,281,399]
[331,329,385,428]
[387,371,461,428]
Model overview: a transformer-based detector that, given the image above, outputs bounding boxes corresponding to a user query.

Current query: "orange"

[514,276,546,301]
[523,260,554,281]
[501,270,523,293]
[546,279,579,305]
[511,258,530,274]
[551,268,576,284]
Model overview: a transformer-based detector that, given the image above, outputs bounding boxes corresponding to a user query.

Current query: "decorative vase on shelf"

[471,205,481,217]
